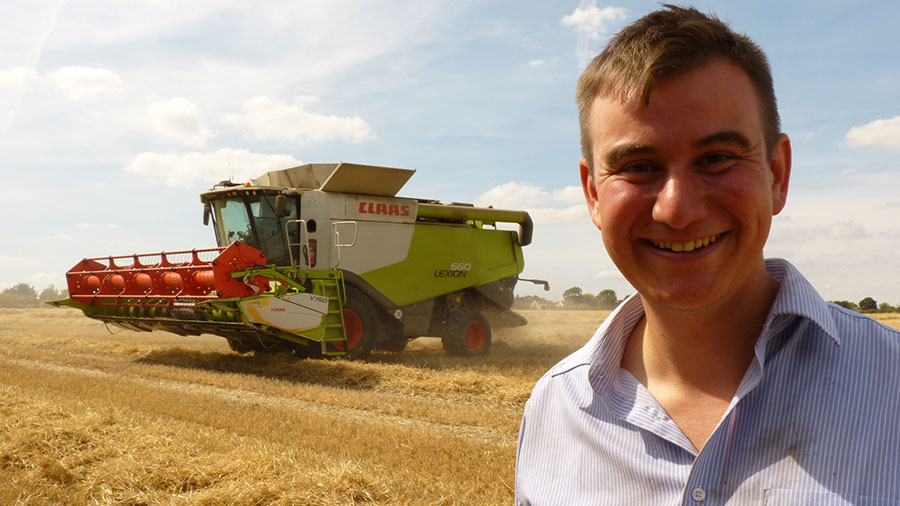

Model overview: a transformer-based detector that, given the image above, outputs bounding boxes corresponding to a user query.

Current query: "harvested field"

[0,308,607,505]
[3,308,898,505]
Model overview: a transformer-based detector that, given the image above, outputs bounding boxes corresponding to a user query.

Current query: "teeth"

[651,234,721,252]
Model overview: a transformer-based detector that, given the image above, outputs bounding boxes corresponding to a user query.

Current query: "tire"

[440,309,491,357]
[334,285,378,359]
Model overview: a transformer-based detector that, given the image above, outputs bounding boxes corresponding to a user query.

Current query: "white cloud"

[147,97,215,147]
[47,66,124,100]
[475,182,589,225]
[766,183,900,303]
[0,256,39,265]
[44,0,237,47]
[124,148,302,187]
[0,0,67,70]
[529,205,588,225]
[55,233,74,241]
[477,181,550,208]
[527,59,546,67]
[561,4,627,40]
[844,116,900,149]
[76,222,120,231]
[594,270,622,280]
[476,182,585,209]
[772,220,870,244]
[225,96,374,144]
[0,66,42,131]
[32,272,64,285]
[0,67,40,92]
[552,185,585,204]
[561,3,627,69]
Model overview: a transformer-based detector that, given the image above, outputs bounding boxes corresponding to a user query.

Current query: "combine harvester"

[53,163,547,359]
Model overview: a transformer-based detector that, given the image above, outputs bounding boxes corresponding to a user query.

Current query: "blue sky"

[1,0,899,304]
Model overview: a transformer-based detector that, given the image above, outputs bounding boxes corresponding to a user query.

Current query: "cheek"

[601,181,653,210]
[706,172,776,247]
[715,172,775,217]
[595,183,653,234]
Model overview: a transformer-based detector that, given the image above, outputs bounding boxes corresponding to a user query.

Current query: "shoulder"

[825,302,900,352]
[767,259,900,352]
[782,298,900,398]
[523,341,593,416]
[827,301,899,332]
[524,295,643,408]
[521,296,643,428]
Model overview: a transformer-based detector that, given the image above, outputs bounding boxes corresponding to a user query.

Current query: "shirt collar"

[763,258,841,347]
[582,293,645,395]
[579,258,840,396]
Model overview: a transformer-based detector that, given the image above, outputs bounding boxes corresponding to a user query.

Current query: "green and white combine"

[54,163,547,359]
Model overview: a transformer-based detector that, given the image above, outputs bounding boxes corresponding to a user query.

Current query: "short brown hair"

[576,5,780,169]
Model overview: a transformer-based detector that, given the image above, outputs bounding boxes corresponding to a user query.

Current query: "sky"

[1,0,899,305]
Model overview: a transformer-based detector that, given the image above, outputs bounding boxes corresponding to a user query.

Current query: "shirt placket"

[679,323,782,506]
[681,424,729,506]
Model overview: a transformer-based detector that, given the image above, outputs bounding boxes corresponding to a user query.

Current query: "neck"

[621,266,780,450]
[625,267,779,390]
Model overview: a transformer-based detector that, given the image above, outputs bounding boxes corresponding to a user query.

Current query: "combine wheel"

[440,309,491,357]
[335,286,378,359]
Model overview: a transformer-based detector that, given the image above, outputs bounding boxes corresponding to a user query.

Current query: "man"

[516,5,900,505]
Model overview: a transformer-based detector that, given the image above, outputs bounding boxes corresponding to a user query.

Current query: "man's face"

[580,58,791,311]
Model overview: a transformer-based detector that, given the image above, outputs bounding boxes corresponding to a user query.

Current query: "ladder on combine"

[321,278,350,357]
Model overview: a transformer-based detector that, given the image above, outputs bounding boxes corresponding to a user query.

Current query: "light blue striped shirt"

[516,259,900,505]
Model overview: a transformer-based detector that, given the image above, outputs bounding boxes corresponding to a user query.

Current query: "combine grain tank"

[53,162,548,358]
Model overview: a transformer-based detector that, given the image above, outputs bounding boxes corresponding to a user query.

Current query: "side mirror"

[203,203,212,226]
[274,194,288,217]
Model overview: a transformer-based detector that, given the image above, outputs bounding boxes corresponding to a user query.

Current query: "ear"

[769,133,792,215]
[580,158,604,230]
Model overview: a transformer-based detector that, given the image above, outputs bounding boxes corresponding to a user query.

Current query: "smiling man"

[515,5,900,505]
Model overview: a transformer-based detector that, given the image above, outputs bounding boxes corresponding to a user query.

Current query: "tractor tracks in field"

[0,341,519,447]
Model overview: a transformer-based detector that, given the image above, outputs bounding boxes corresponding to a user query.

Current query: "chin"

[643,282,723,310]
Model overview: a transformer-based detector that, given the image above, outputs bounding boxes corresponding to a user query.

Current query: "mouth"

[650,233,724,253]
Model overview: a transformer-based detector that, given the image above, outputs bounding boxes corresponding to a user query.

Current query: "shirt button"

[691,488,707,502]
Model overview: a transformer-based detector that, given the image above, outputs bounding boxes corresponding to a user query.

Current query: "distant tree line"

[3,281,898,314]
[513,285,899,314]
[0,283,68,308]
[829,297,898,313]
[514,286,623,310]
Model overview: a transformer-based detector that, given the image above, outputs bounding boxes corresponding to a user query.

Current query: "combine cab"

[53,162,547,358]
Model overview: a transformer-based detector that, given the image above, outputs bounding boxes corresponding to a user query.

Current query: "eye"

[697,152,736,171]
[620,162,659,175]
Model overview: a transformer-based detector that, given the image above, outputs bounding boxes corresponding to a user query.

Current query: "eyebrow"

[602,130,755,170]
[603,144,656,170]
[692,130,753,150]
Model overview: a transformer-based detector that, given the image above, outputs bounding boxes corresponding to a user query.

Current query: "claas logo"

[358,201,411,217]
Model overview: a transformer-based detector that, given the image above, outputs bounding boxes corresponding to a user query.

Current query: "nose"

[651,171,708,229]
